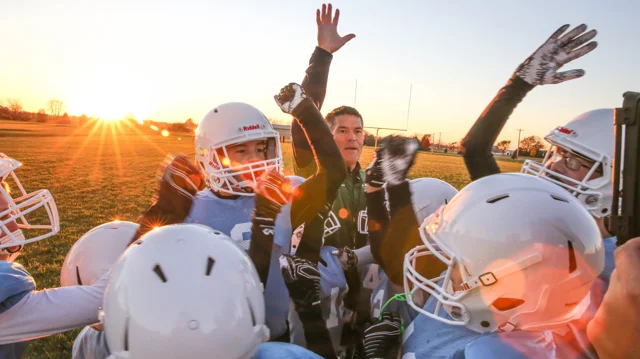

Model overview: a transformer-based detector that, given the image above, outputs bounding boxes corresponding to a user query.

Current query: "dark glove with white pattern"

[279,254,322,312]
[515,24,598,86]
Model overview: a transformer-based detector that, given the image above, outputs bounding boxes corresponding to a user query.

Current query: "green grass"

[1,120,524,358]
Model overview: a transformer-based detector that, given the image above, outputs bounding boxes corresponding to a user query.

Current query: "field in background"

[1,120,525,358]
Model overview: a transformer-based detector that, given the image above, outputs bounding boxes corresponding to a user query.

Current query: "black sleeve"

[130,181,194,244]
[289,99,347,230]
[376,182,446,287]
[380,182,423,286]
[248,216,275,287]
[297,308,338,359]
[294,205,330,265]
[459,75,534,181]
[366,190,389,267]
[293,47,333,170]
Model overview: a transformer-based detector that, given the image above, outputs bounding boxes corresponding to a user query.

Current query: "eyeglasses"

[552,148,602,174]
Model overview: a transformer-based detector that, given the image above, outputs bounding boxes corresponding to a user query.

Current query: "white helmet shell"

[60,220,138,286]
[404,173,604,333]
[522,109,614,218]
[195,102,282,196]
[102,224,268,359]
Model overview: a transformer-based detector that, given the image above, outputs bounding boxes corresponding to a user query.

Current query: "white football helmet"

[0,153,59,255]
[404,173,604,333]
[102,224,268,359]
[407,178,458,224]
[359,178,458,234]
[195,102,283,196]
[60,221,138,286]
[521,109,614,218]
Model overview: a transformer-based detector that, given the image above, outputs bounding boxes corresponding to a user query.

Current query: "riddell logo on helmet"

[243,124,261,131]
[558,127,576,136]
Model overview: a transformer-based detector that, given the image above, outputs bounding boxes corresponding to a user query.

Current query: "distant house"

[272,124,291,142]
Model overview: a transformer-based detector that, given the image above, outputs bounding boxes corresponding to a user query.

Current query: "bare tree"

[47,99,65,118]
[6,98,23,120]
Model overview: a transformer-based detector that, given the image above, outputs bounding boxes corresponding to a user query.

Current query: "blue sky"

[0,0,637,147]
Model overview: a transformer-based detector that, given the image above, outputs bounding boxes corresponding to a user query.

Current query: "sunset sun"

[67,65,153,122]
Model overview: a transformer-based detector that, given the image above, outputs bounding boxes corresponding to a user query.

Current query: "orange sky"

[1,0,638,148]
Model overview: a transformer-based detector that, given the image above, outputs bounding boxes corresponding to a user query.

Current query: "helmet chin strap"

[228,175,255,194]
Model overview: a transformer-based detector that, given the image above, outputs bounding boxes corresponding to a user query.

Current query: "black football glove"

[279,254,321,311]
[364,312,402,359]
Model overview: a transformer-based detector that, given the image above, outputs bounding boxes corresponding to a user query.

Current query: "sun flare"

[67,64,153,122]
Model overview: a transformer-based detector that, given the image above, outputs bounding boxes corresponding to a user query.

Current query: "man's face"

[544,146,603,185]
[331,114,364,170]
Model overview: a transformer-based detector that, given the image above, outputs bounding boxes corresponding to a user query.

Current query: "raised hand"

[133,154,204,243]
[254,169,292,221]
[365,148,386,189]
[279,254,322,310]
[515,24,598,86]
[159,154,205,199]
[332,246,358,271]
[317,3,355,54]
[274,83,308,114]
[378,136,419,186]
[364,312,403,359]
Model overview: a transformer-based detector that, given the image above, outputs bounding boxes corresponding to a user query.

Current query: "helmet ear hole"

[492,297,525,312]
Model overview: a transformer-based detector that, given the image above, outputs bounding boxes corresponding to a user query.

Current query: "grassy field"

[1,120,525,358]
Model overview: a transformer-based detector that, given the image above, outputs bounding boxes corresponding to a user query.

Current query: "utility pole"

[438,132,442,152]
[515,128,524,159]
[406,84,412,130]
[353,79,358,107]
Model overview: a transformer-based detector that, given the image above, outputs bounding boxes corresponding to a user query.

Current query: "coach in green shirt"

[293,105,367,250]
[292,4,366,251]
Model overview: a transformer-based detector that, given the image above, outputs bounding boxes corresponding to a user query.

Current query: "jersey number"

[372,289,385,319]
[230,222,252,242]
[363,264,381,290]
[327,287,343,328]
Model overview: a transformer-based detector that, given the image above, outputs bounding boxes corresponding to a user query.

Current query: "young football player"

[460,23,616,356]
[400,173,605,358]
[0,154,108,358]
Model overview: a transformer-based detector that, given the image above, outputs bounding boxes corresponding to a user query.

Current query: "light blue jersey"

[358,263,382,321]
[401,297,590,359]
[72,326,109,359]
[0,261,36,359]
[370,270,418,328]
[402,236,618,359]
[185,189,293,339]
[289,246,348,353]
[0,261,35,314]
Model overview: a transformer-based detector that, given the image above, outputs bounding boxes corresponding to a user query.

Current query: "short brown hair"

[325,106,363,130]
